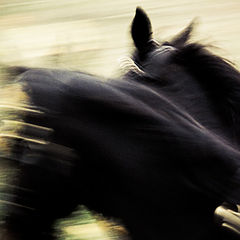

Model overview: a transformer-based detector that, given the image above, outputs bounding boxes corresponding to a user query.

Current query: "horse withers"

[1,7,240,240]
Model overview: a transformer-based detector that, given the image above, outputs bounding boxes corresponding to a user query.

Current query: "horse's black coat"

[2,7,240,240]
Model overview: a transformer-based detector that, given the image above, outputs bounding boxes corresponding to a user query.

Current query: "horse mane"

[123,36,240,145]
[174,43,240,143]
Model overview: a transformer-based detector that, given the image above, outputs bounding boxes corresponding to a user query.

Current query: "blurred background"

[1,0,240,77]
[0,0,240,239]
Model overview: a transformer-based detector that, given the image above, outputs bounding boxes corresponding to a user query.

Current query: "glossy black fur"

[2,7,240,240]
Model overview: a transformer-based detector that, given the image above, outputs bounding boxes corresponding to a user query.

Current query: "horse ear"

[131,7,153,52]
[170,19,197,47]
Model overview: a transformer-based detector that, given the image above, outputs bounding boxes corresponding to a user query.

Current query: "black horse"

[1,7,240,240]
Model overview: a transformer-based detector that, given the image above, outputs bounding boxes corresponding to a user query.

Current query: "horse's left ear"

[170,19,197,47]
[131,7,153,52]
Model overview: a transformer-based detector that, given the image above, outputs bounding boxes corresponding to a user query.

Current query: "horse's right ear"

[131,7,153,52]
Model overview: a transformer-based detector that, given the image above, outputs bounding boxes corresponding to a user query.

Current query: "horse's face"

[130,7,193,79]
[129,8,240,145]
